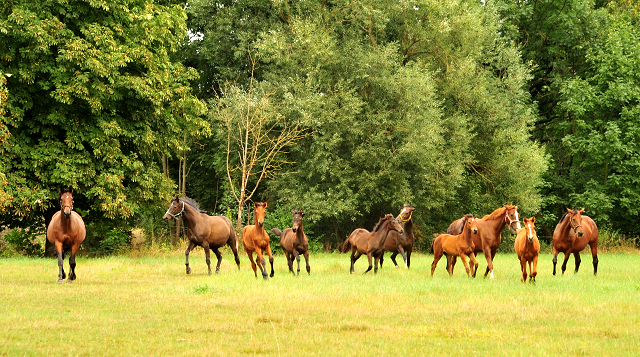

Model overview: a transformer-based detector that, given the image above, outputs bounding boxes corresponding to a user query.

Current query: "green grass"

[1,250,639,356]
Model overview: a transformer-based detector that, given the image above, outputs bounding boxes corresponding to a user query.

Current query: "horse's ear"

[292,209,296,214]
[566,208,573,214]
[531,216,536,223]
[264,202,268,208]
[578,208,585,214]
[68,187,73,194]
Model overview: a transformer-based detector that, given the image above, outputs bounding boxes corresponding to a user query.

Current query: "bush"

[3,227,44,257]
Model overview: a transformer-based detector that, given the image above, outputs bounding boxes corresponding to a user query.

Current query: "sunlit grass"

[1,250,639,356]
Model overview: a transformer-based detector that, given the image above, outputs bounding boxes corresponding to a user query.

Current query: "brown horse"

[163,197,240,275]
[445,205,521,279]
[46,187,86,284]
[342,214,403,274]
[552,208,599,275]
[271,209,310,275]
[514,216,540,282]
[242,202,275,280]
[381,204,416,269]
[431,214,479,277]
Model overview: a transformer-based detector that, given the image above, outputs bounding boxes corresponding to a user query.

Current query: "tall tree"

[0,0,208,227]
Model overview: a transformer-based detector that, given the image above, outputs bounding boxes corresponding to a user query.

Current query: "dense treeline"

[1,0,638,254]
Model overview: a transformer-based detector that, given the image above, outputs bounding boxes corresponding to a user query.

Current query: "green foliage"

[3,228,44,257]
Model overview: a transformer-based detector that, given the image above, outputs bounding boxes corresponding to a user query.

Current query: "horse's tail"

[271,228,283,237]
[341,236,352,253]
[223,216,238,250]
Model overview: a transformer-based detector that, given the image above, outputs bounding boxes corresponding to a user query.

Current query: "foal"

[514,216,540,282]
[242,202,275,280]
[271,209,310,275]
[431,214,479,277]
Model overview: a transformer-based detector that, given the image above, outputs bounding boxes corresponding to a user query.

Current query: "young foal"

[46,187,86,284]
[431,214,479,277]
[271,209,310,275]
[342,214,403,274]
[514,217,540,282]
[242,202,275,280]
[382,204,416,269]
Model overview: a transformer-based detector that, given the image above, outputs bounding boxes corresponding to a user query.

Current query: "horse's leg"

[530,257,538,283]
[590,242,598,275]
[561,252,570,275]
[185,241,195,274]
[469,253,478,277]
[482,246,495,279]
[294,250,301,275]
[390,252,399,268]
[573,252,582,274]
[450,256,457,274]
[445,255,454,276]
[374,253,381,274]
[406,248,412,269]
[397,246,408,269]
[430,250,442,276]
[255,249,269,280]
[363,253,373,274]
[285,251,294,274]
[303,250,310,275]
[230,240,241,270]
[266,245,275,278]
[247,250,258,278]
[519,257,527,282]
[379,253,384,268]
[552,247,558,275]
[350,250,362,274]
[459,253,471,277]
[202,241,212,276]
[213,247,223,274]
[68,244,80,281]
[55,242,65,283]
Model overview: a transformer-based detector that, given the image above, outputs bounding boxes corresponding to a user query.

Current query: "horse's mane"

[372,214,392,232]
[482,205,515,220]
[559,209,579,224]
[460,214,474,230]
[180,197,207,214]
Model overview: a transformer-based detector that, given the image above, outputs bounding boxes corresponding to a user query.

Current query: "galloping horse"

[271,209,310,275]
[342,214,403,274]
[381,204,416,269]
[446,205,521,279]
[242,202,275,280]
[431,214,479,277]
[514,216,540,282]
[46,187,86,284]
[552,208,599,275]
[163,197,240,275]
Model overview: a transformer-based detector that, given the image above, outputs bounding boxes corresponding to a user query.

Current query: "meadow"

[1,249,639,356]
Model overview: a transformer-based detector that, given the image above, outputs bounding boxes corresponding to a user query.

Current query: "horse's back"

[279,228,294,251]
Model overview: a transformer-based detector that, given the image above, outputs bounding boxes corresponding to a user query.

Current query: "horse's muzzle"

[258,221,264,227]
[162,214,172,222]
[292,227,298,233]
[472,228,478,234]
[577,231,584,237]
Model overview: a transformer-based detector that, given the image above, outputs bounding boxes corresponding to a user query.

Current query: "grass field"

[1,249,639,356]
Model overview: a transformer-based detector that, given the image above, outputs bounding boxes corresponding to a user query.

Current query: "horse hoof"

[57,280,65,284]
[186,268,191,275]
[215,270,220,275]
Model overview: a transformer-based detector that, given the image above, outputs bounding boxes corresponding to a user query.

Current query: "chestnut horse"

[342,214,403,274]
[46,187,86,284]
[446,205,521,279]
[242,202,275,280]
[381,204,416,269]
[271,209,310,275]
[514,216,540,282]
[552,208,599,275]
[163,197,240,275]
[431,214,479,277]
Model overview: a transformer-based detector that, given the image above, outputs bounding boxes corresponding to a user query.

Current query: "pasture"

[1,250,639,356]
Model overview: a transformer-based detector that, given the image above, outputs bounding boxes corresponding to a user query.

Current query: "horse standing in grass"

[271,209,310,275]
[552,208,599,275]
[446,205,521,279]
[342,214,403,274]
[514,216,540,282]
[431,214,479,277]
[163,197,240,275]
[381,204,416,269]
[242,202,274,280]
[47,187,86,284]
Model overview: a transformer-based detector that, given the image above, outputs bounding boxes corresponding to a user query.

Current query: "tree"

[0,0,208,229]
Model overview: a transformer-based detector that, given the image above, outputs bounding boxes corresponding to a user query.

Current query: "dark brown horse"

[514,216,540,282]
[163,197,240,275]
[445,205,521,279]
[242,202,275,280]
[271,209,310,275]
[381,204,416,269]
[46,187,86,284]
[342,214,403,274]
[552,208,599,275]
[431,214,479,277]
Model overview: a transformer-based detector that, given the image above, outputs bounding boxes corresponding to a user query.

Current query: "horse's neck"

[296,224,305,242]
[403,220,413,236]
[481,211,507,232]
[461,227,473,246]
[372,222,391,246]
[181,204,201,227]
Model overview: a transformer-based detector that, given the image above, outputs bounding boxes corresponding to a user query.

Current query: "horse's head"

[59,187,74,219]
[385,214,404,234]
[566,208,585,237]
[291,209,303,232]
[254,202,267,227]
[464,214,478,235]
[397,204,416,224]
[504,205,521,232]
[523,216,537,243]
[163,196,185,222]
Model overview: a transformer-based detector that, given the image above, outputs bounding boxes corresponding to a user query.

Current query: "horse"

[342,214,403,274]
[514,216,540,282]
[552,208,599,275]
[163,196,240,275]
[430,214,479,277]
[381,204,416,269]
[445,205,521,279]
[242,202,275,280]
[46,187,86,284]
[271,209,310,275]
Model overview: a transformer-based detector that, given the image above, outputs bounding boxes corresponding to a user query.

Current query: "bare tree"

[214,58,307,230]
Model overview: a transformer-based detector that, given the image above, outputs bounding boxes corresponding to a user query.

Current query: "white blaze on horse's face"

[527,223,534,243]
[514,210,521,231]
